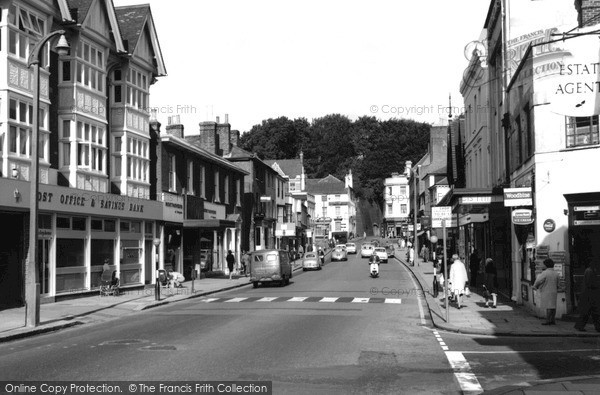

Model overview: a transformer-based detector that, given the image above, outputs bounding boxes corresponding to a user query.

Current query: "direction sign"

[432,206,452,221]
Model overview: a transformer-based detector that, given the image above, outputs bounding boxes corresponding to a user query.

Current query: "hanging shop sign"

[504,187,533,207]
[573,205,600,226]
[543,219,556,233]
[512,208,534,225]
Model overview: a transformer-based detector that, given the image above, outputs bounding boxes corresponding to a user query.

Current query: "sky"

[112,0,492,134]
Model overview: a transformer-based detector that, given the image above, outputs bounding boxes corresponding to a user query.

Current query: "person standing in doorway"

[532,258,559,325]
[469,249,481,288]
[226,250,236,280]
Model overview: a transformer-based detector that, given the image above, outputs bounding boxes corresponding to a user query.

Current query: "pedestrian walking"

[532,258,559,325]
[400,238,406,249]
[408,246,415,266]
[483,258,497,308]
[421,245,429,263]
[574,258,600,332]
[298,244,304,258]
[226,250,236,280]
[242,250,251,277]
[449,254,468,309]
[469,249,481,288]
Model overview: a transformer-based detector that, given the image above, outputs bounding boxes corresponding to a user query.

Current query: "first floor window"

[566,115,599,148]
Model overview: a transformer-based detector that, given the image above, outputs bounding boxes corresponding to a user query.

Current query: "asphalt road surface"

[1,240,599,394]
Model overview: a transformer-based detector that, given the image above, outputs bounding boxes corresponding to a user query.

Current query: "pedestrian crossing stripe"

[198,296,401,304]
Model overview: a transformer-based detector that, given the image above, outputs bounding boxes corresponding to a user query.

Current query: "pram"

[99,269,120,296]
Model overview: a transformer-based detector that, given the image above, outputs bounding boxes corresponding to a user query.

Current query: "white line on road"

[288,297,308,302]
[351,298,370,303]
[256,297,278,302]
[383,298,402,304]
[224,297,248,303]
[319,297,339,303]
[445,351,484,394]
[200,298,219,303]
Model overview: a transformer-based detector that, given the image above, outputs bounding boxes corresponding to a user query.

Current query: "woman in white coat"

[449,254,468,309]
[532,258,559,325]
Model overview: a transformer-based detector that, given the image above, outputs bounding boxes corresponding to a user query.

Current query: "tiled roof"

[263,159,303,178]
[306,175,347,195]
[115,4,150,53]
[227,145,255,159]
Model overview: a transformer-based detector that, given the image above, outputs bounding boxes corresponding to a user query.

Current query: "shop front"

[0,179,163,304]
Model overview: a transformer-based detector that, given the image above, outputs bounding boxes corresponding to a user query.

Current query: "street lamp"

[25,30,69,327]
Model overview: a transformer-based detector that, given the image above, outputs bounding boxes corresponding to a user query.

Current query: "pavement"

[2,241,600,393]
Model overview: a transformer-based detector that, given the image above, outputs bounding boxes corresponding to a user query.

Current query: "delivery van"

[249,249,292,288]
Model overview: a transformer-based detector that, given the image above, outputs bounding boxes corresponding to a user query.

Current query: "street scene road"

[1,241,600,394]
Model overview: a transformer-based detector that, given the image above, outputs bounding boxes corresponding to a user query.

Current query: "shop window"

[120,221,130,232]
[104,219,116,232]
[39,214,52,229]
[72,217,86,231]
[566,115,599,148]
[145,222,153,235]
[57,216,70,229]
[55,238,86,292]
[255,227,261,245]
[130,221,141,233]
[91,219,103,230]
[91,239,113,267]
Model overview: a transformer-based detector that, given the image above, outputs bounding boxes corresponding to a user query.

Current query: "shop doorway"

[0,213,24,309]
[144,240,153,284]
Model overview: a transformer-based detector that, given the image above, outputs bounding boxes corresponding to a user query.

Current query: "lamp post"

[25,30,69,327]
[153,238,161,301]
[413,165,421,267]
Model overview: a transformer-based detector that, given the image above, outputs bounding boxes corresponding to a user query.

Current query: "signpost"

[432,206,452,323]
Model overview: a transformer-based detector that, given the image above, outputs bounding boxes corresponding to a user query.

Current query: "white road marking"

[384,298,402,304]
[351,298,370,303]
[224,297,247,303]
[445,351,484,394]
[256,297,278,302]
[319,297,339,303]
[200,298,219,303]
[288,297,308,302]
[441,346,449,351]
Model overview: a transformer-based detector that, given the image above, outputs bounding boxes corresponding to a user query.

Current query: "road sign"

[432,206,452,221]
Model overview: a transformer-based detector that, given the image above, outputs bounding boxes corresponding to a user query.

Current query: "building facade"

[383,162,411,238]
[0,0,166,308]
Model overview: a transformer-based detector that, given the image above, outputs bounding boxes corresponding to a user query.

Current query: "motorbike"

[369,256,380,278]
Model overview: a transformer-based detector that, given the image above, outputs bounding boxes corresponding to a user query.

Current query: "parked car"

[346,242,357,254]
[302,252,321,271]
[332,245,348,261]
[249,249,292,287]
[361,244,374,258]
[385,244,395,258]
[373,247,389,263]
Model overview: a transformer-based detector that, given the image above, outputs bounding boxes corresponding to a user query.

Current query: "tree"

[240,117,309,159]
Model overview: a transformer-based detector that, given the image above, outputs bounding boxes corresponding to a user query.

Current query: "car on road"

[332,245,348,261]
[373,247,388,263]
[346,242,357,254]
[360,244,374,258]
[302,252,321,271]
[385,244,395,258]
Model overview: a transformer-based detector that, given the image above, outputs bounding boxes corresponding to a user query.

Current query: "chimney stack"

[165,115,184,138]
[230,130,240,147]
[216,115,231,156]
[199,121,217,154]
[576,0,600,27]
[405,161,412,175]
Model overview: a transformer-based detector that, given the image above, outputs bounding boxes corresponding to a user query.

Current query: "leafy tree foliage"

[240,115,431,208]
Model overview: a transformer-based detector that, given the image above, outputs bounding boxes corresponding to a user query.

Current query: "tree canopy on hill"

[239,115,431,207]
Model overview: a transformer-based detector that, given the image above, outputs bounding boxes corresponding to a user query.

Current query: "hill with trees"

[239,115,431,208]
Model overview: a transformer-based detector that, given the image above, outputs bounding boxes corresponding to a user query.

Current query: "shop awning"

[183,219,236,229]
